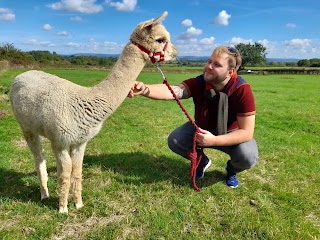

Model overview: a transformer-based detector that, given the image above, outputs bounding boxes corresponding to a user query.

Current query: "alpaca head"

[130,11,177,63]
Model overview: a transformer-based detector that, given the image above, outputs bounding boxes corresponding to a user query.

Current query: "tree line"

[235,42,320,67]
[0,42,117,68]
[0,42,319,69]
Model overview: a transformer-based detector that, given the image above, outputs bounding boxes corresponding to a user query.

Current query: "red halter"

[132,41,168,63]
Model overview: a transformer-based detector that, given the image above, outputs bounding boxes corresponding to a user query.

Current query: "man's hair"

[213,46,242,71]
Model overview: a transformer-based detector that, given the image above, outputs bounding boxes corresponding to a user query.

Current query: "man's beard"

[204,71,228,85]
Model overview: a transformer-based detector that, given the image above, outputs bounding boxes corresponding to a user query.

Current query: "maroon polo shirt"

[181,74,256,134]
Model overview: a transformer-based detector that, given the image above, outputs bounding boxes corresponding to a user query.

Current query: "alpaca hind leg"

[70,142,87,209]
[23,131,49,200]
[52,146,72,213]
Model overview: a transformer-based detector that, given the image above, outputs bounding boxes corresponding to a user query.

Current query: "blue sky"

[1,0,319,59]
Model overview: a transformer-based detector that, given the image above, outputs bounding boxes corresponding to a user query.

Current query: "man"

[128,46,258,188]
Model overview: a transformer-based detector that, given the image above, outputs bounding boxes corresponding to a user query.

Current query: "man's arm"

[196,115,256,147]
[128,81,189,100]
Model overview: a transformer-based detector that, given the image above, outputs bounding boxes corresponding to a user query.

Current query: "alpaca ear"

[153,11,168,24]
[140,11,168,29]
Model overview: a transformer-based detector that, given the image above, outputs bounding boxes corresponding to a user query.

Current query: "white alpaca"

[10,12,177,213]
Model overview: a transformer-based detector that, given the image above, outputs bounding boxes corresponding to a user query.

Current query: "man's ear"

[228,68,236,77]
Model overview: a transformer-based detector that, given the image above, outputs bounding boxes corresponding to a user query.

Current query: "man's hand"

[127,81,147,98]
[196,128,216,147]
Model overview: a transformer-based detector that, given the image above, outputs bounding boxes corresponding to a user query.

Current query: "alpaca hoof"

[76,202,84,209]
[41,191,49,200]
[59,206,68,214]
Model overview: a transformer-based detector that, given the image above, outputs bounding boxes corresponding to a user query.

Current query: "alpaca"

[10,11,177,213]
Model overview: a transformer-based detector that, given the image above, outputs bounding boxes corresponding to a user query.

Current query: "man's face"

[203,53,233,85]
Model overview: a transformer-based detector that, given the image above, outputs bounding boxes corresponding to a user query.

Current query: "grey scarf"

[204,89,228,135]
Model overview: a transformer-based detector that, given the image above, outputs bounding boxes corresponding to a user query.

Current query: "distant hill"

[68,53,300,63]
[178,56,301,63]
[67,53,119,58]
[266,58,300,63]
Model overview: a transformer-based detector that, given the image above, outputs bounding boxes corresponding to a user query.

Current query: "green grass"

[0,69,319,239]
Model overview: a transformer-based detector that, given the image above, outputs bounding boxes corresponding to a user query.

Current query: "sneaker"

[226,173,239,188]
[196,156,211,179]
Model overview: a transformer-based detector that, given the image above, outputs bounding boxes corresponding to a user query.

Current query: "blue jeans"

[167,122,258,174]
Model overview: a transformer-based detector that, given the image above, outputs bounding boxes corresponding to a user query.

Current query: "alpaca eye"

[156,38,165,44]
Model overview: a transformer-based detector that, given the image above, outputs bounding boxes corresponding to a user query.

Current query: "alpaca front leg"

[53,147,72,213]
[23,131,49,200]
[70,142,87,210]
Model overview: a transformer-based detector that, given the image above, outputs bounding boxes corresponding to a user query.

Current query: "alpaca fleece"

[10,11,177,213]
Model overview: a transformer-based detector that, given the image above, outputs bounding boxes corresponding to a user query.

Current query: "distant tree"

[98,57,116,67]
[297,59,310,67]
[0,42,35,66]
[309,58,320,67]
[0,42,20,59]
[286,62,298,67]
[268,61,280,67]
[235,42,267,68]
[28,50,65,65]
[9,51,35,66]
[28,50,53,61]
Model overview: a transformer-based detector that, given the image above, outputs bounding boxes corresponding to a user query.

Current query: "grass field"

[0,68,319,239]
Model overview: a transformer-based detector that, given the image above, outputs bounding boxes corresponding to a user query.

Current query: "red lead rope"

[133,41,202,190]
[162,77,203,192]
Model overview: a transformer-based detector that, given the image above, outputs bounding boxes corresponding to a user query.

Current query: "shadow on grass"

[0,151,225,209]
[84,151,225,189]
[0,166,59,210]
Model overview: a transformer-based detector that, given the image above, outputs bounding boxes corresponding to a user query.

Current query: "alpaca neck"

[93,43,146,108]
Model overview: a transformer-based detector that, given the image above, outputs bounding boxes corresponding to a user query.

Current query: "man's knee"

[231,141,258,170]
[167,132,177,153]
[239,152,258,170]
[167,131,192,159]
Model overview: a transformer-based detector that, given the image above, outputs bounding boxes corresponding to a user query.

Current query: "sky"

[1,0,320,59]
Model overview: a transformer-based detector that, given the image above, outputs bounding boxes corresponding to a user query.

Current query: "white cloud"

[66,42,81,48]
[57,31,69,36]
[311,47,320,54]
[178,27,203,40]
[87,38,118,50]
[186,27,202,36]
[258,39,270,47]
[182,19,192,27]
[42,24,53,31]
[70,16,82,22]
[199,37,215,45]
[0,8,15,22]
[214,10,231,26]
[285,38,311,48]
[174,36,217,56]
[229,37,253,45]
[257,39,278,56]
[106,0,137,12]
[64,39,121,52]
[49,0,103,14]
[286,23,296,28]
[23,39,56,47]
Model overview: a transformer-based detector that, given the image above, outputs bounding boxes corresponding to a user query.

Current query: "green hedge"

[239,67,320,75]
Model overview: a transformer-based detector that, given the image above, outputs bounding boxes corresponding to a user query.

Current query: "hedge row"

[239,68,320,75]
[0,60,9,71]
